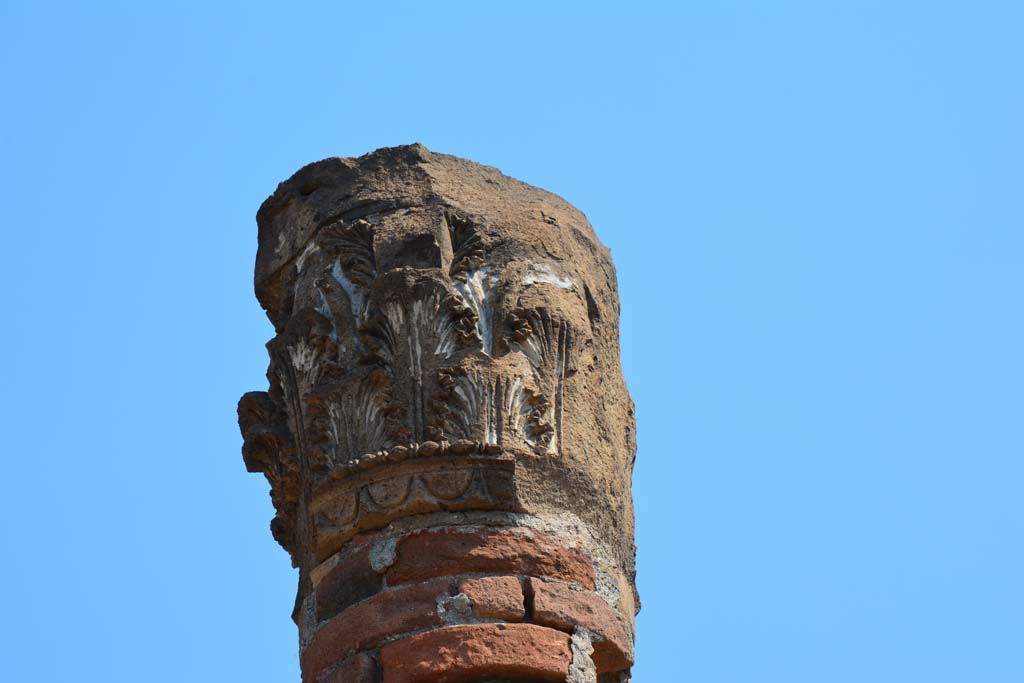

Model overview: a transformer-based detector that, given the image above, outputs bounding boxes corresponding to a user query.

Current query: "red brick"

[315,546,384,622]
[528,578,634,673]
[302,579,448,680]
[460,576,525,621]
[387,529,595,589]
[380,623,571,683]
[321,652,378,683]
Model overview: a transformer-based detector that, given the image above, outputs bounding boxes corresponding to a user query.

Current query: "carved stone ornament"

[239,145,637,682]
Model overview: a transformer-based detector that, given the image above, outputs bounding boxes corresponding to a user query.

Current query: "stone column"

[239,145,637,683]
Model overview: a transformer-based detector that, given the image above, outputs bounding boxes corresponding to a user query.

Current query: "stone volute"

[239,144,637,683]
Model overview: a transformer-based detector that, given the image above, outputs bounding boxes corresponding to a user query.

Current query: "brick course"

[460,575,525,621]
[302,579,449,679]
[315,546,384,622]
[380,623,571,683]
[387,529,595,590]
[529,578,634,673]
[320,652,378,683]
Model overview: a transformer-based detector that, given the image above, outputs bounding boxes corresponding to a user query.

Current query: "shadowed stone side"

[239,145,637,682]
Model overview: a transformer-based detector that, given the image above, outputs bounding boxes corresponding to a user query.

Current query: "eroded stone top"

[254,144,613,327]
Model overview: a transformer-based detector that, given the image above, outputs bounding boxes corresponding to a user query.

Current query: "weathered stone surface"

[302,578,450,679]
[460,576,525,622]
[239,145,637,681]
[321,652,378,683]
[529,578,634,673]
[309,453,516,561]
[387,528,595,589]
[315,545,383,622]
[379,623,571,683]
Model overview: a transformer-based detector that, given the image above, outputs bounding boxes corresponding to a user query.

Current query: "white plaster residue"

[453,267,498,355]
[310,553,341,586]
[299,593,317,648]
[288,340,317,373]
[405,294,458,360]
[408,300,424,383]
[513,335,543,368]
[383,301,405,327]
[295,241,319,272]
[451,375,483,440]
[378,300,404,371]
[434,332,456,359]
[436,592,474,625]
[567,627,598,683]
[331,259,366,321]
[594,564,622,611]
[502,377,528,441]
[368,537,398,572]
[287,339,321,388]
[314,288,339,344]
[486,383,499,444]
[356,391,386,454]
[524,262,576,290]
[546,403,559,455]
[448,372,499,445]
[432,296,458,358]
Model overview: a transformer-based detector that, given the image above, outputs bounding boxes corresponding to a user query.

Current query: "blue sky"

[2,2,1021,681]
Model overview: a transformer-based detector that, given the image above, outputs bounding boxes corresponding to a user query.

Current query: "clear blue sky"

[2,2,1021,681]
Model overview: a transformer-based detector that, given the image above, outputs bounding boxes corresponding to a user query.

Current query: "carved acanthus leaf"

[432,367,552,453]
[446,212,486,277]
[508,307,577,374]
[359,289,469,441]
[444,213,499,354]
[319,218,376,287]
[506,307,578,454]
[307,373,402,469]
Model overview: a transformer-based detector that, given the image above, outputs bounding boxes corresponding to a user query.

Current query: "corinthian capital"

[240,145,637,683]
